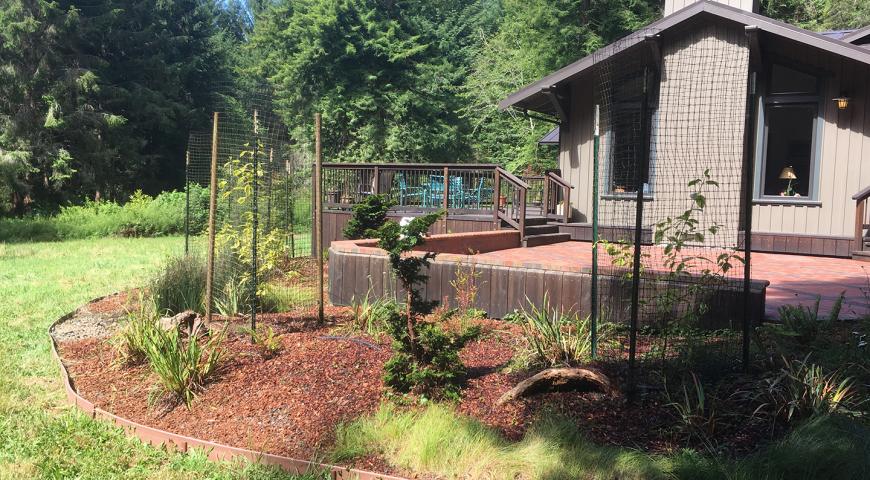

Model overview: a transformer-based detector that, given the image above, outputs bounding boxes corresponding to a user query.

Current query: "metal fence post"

[205,113,219,323]
[742,72,758,371]
[628,68,651,390]
[184,149,191,255]
[591,105,600,359]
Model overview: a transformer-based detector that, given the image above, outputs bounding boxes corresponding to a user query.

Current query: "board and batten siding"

[750,39,870,241]
[664,0,757,16]
[560,21,749,248]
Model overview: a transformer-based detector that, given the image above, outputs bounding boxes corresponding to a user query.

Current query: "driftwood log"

[497,367,615,405]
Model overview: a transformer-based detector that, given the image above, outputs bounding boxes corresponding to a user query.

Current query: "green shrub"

[0,187,207,242]
[375,211,481,398]
[759,294,844,354]
[343,194,396,240]
[383,310,480,399]
[150,254,207,315]
[513,294,592,368]
[144,324,226,407]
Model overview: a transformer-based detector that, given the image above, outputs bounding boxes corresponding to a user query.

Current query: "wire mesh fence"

[590,28,756,380]
[184,86,318,326]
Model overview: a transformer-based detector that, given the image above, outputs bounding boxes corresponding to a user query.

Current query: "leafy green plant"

[149,254,206,315]
[376,211,480,398]
[343,194,396,239]
[241,325,283,359]
[450,260,486,326]
[753,355,859,424]
[759,293,844,354]
[143,324,226,407]
[514,294,592,368]
[215,143,290,299]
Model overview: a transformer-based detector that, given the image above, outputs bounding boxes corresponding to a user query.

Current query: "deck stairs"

[498,212,571,247]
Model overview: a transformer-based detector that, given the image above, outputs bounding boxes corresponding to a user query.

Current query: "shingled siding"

[559,21,749,248]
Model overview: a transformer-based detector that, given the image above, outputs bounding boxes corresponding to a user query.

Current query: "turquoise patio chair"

[426,175,463,208]
[463,177,493,209]
[394,173,426,206]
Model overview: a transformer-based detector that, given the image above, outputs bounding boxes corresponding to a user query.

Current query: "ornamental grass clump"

[149,254,206,315]
[143,324,226,407]
[112,294,161,365]
[514,294,592,368]
[754,355,859,424]
[376,212,480,399]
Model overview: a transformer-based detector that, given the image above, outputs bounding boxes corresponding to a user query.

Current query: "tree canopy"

[1,0,868,214]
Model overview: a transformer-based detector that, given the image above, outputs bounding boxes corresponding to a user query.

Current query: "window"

[757,64,822,200]
[606,71,656,195]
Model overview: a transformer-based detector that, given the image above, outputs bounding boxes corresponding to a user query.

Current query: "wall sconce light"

[833,94,850,110]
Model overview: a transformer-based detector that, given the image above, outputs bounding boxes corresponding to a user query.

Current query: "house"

[501,0,870,258]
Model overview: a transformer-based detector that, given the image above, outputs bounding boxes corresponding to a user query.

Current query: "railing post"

[493,170,501,230]
[562,185,570,224]
[373,166,380,195]
[519,188,526,240]
[542,175,550,217]
[856,198,866,252]
[443,166,450,217]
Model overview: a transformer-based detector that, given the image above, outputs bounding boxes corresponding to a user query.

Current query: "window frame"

[753,63,825,204]
[603,69,659,198]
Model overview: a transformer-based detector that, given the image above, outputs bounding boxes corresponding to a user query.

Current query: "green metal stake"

[591,105,600,359]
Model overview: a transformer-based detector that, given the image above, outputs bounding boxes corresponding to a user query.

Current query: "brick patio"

[477,241,869,319]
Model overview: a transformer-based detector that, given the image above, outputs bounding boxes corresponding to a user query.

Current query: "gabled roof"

[843,25,870,45]
[500,1,870,114]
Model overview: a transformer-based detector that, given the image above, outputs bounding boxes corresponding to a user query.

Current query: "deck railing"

[853,185,870,253]
[321,163,572,234]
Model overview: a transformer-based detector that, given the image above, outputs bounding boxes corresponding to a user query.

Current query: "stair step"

[524,216,549,226]
[523,233,572,247]
[523,224,559,235]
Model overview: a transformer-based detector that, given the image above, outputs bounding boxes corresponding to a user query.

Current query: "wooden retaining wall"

[328,242,768,328]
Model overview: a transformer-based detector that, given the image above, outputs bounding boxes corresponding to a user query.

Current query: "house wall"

[750,39,870,245]
[560,21,750,249]
[560,19,870,257]
[664,0,757,16]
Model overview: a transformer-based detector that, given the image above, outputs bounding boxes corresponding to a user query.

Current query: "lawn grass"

[0,236,317,479]
[332,403,870,480]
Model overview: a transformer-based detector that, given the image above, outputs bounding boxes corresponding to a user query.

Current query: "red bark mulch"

[57,301,774,471]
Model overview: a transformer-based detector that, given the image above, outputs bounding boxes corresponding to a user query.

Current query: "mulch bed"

[56,298,778,474]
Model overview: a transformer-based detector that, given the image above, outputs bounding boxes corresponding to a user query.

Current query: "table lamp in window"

[779,166,797,196]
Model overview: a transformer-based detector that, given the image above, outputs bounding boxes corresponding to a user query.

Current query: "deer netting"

[184,87,316,324]
[592,26,754,376]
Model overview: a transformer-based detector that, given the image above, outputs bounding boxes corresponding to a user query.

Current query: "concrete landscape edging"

[48,297,407,480]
